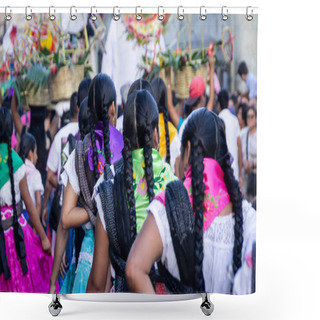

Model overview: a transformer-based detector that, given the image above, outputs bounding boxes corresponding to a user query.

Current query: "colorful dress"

[149,158,256,294]
[60,123,123,293]
[0,143,54,293]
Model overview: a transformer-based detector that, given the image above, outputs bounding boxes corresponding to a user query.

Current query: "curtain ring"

[246,6,253,21]
[158,6,165,21]
[221,6,228,21]
[25,6,32,21]
[90,6,97,21]
[70,6,77,21]
[135,6,142,21]
[200,6,207,21]
[49,6,56,21]
[113,6,120,21]
[177,6,184,21]
[5,6,12,21]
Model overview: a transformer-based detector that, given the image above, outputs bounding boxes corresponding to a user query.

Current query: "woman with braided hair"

[49,73,124,294]
[151,78,181,175]
[126,107,256,294]
[0,107,53,292]
[87,88,177,293]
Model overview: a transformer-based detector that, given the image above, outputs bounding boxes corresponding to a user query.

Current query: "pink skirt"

[0,205,56,293]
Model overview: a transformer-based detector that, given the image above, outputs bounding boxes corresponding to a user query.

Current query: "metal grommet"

[5,6,12,21]
[246,6,253,21]
[25,6,32,21]
[135,6,142,21]
[49,6,56,21]
[200,6,207,21]
[221,6,228,21]
[70,6,77,21]
[158,6,165,21]
[113,6,120,21]
[90,6,97,21]
[177,6,184,21]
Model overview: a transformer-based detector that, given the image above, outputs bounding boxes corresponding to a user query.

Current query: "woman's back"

[149,198,255,293]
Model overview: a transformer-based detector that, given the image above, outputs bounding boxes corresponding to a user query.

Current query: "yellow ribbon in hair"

[158,113,178,160]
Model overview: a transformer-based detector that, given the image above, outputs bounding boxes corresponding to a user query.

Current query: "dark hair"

[1,95,12,109]
[60,111,70,128]
[181,108,243,289]
[247,105,257,118]
[151,77,171,164]
[28,106,46,176]
[217,89,229,110]
[18,133,37,162]
[122,89,159,240]
[184,97,201,118]
[127,79,154,98]
[70,92,78,119]
[87,73,116,181]
[230,93,238,107]
[238,61,248,76]
[238,103,248,126]
[78,97,90,140]
[77,78,91,107]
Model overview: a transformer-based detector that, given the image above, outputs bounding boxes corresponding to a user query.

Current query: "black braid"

[87,74,116,181]
[162,109,171,165]
[150,77,170,164]
[222,154,243,277]
[7,141,18,224]
[143,124,155,202]
[102,102,111,165]
[122,136,136,240]
[190,136,206,292]
[7,138,28,274]
[89,109,99,182]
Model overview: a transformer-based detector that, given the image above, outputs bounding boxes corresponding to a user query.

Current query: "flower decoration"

[137,177,147,196]
[27,15,59,54]
[123,14,168,46]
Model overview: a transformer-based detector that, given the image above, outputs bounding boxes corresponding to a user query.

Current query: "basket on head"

[28,85,51,109]
[49,65,84,104]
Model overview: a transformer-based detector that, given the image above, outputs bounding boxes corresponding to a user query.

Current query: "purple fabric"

[0,206,58,293]
[88,122,124,174]
[75,131,81,141]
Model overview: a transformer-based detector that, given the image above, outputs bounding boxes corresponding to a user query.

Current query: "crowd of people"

[0,54,257,295]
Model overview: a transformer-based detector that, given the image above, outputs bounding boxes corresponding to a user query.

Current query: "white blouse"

[0,165,26,207]
[148,199,256,294]
[24,159,44,209]
[61,150,80,195]
[61,149,93,231]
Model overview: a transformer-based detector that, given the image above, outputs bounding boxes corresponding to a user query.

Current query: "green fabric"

[0,143,24,189]
[131,148,177,233]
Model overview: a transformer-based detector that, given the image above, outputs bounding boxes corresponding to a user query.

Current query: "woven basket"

[49,65,84,103]
[175,64,208,99]
[72,65,85,92]
[195,64,208,83]
[175,66,195,99]
[28,85,50,107]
